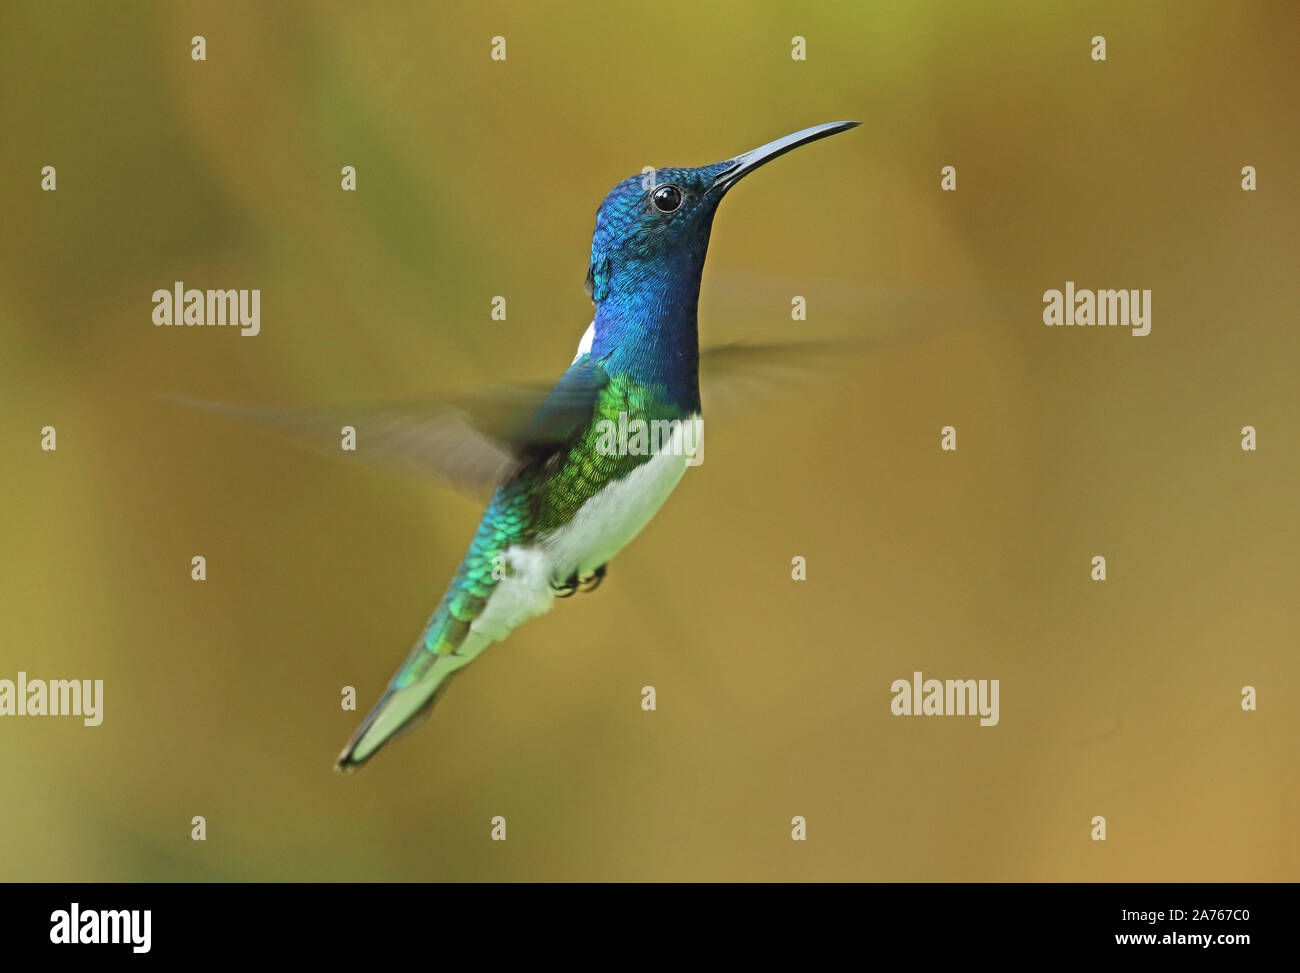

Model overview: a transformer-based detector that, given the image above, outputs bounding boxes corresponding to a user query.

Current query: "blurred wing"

[698,336,881,416]
[166,393,519,496]
[697,274,1017,417]
[696,277,1005,416]
[164,358,608,499]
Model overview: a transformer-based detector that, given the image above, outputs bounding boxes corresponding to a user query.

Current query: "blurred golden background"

[1,0,1295,881]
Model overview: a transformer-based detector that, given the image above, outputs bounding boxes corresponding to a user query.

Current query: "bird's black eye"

[651,184,683,213]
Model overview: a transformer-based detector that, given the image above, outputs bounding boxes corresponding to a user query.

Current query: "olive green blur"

[1,1,1295,880]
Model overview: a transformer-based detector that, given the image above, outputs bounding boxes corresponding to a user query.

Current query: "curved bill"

[710,120,860,194]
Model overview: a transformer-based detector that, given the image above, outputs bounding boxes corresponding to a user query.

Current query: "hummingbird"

[334,121,859,770]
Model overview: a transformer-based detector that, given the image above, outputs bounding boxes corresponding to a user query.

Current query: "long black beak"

[710,120,860,194]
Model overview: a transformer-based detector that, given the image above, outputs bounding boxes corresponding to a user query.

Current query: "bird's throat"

[589,249,705,411]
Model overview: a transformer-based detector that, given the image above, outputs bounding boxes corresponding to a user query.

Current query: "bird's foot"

[552,564,607,598]
[578,564,606,593]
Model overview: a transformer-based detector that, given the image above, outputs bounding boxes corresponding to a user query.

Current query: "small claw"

[578,564,607,593]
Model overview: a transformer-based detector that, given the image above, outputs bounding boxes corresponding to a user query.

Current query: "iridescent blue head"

[584,121,859,407]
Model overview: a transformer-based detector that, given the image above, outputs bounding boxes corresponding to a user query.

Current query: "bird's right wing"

[164,357,609,500]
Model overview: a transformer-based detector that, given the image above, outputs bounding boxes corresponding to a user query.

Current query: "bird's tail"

[334,491,549,771]
[335,643,472,772]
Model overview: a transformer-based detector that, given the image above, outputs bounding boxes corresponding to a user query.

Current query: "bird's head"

[585,121,860,303]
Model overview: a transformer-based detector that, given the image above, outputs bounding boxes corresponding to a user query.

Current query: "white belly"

[541,414,701,578]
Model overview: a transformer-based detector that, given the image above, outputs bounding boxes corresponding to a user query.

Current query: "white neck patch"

[570,321,595,364]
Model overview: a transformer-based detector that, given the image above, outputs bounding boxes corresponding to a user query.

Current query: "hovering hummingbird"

[325,121,859,769]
